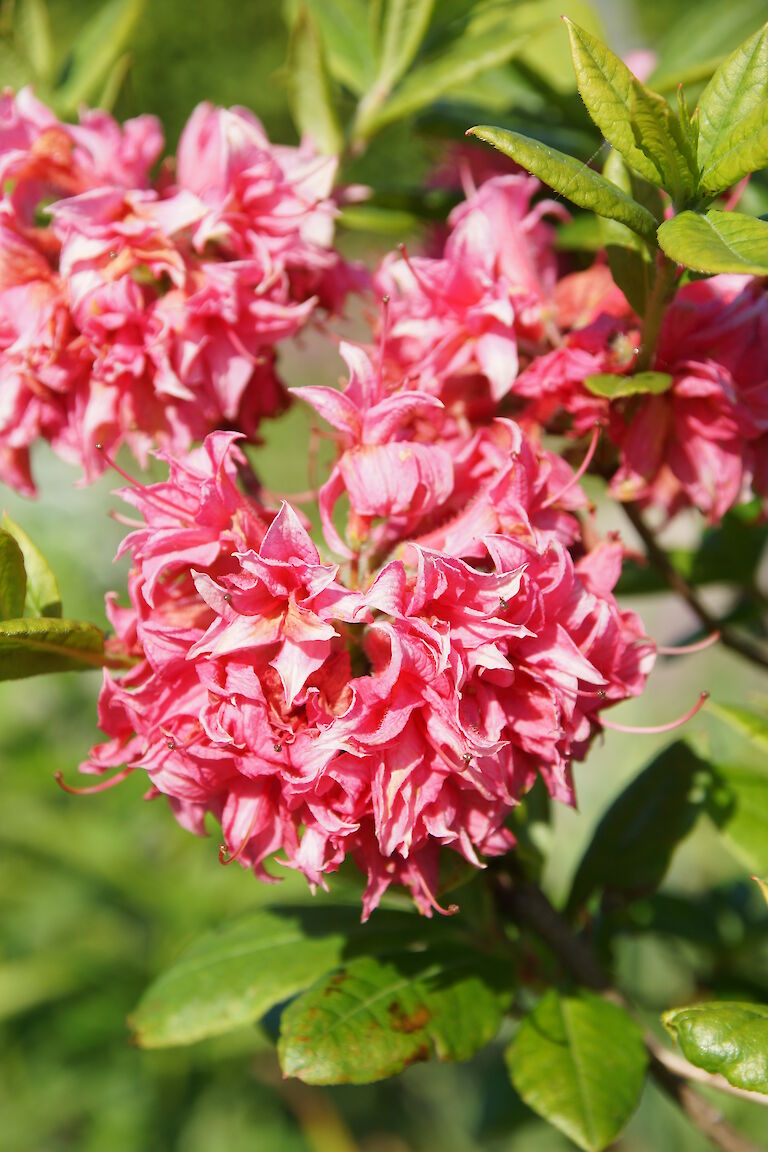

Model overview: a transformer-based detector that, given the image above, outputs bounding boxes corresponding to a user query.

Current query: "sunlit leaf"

[697,23,768,190]
[584,372,673,399]
[565,19,695,202]
[699,99,768,196]
[468,126,658,238]
[658,210,768,275]
[0,617,105,680]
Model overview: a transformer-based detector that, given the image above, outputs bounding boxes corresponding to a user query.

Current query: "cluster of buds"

[0,90,354,494]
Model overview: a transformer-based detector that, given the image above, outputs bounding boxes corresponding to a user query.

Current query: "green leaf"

[96,50,132,112]
[518,1,604,96]
[298,0,377,95]
[697,23,768,190]
[1,514,61,618]
[508,991,648,1151]
[567,742,712,913]
[0,39,30,92]
[754,877,768,903]
[584,371,673,399]
[600,150,654,314]
[664,1001,768,1094]
[658,210,768,275]
[132,904,439,1048]
[55,0,145,115]
[650,0,768,95]
[15,0,54,86]
[377,0,434,91]
[699,99,768,196]
[0,529,26,622]
[565,19,695,203]
[708,703,768,753]
[708,764,768,874]
[360,19,535,137]
[467,126,658,239]
[286,6,343,155]
[279,947,509,1084]
[0,617,105,680]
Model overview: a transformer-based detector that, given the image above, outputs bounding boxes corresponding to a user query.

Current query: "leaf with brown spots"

[278,948,511,1084]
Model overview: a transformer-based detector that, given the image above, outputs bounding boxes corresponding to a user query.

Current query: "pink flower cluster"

[84,372,654,917]
[0,90,353,494]
[513,267,768,523]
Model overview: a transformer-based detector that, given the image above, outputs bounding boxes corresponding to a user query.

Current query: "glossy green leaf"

[55,0,145,115]
[709,703,768,753]
[15,0,54,86]
[567,742,711,913]
[584,371,673,399]
[360,19,535,136]
[1,514,61,619]
[0,529,26,622]
[664,1001,768,1094]
[508,991,648,1151]
[132,905,436,1048]
[697,23,768,190]
[467,126,658,239]
[286,6,343,155]
[708,764,768,874]
[279,947,509,1084]
[0,617,105,680]
[699,99,768,196]
[658,210,768,275]
[565,19,695,202]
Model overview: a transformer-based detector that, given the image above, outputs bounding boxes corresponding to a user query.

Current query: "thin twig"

[622,501,768,672]
[491,874,765,1152]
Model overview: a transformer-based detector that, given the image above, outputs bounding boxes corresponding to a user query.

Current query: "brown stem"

[622,501,768,673]
[491,874,765,1152]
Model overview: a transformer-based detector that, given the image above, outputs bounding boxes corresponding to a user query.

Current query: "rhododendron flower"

[374,174,566,415]
[81,428,655,919]
[292,342,454,556]
[512,267,768,522]
[0,91,354,493]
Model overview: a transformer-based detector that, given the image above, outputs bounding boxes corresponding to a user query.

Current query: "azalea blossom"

[81,426,655,918]
[0,92,353,492]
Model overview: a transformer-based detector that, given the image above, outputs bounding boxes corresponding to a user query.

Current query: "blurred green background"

[1,2,768,1149]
